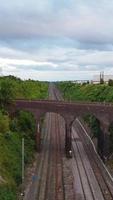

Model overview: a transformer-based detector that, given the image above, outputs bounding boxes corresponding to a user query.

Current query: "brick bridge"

[12,99,113,158]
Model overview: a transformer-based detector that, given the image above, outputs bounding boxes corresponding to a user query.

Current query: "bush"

[108,79,113,86]
[109,124,113,152]
[17,111,35,134]
[84,115,100,138]
[0,185,17,200]
[0,80,15,108]
[58,82,113,102]
[10,110,36,162]
[0,110,36,199]
[0,112,10,133]
[0,76,48,199]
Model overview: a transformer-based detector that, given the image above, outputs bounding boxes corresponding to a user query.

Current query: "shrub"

[83,114,100,138]
[0,185,17,200]
[0,112,10,133]
[109,124,113,152]
[108,79,113,86]
[0,80,15,108]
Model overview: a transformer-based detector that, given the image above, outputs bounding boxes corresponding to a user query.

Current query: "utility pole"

[22,138,24,183]
[21,138,25,198]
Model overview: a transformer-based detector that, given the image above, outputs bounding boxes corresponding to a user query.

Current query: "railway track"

[73,121,113,200]
[23,83,113,200]
[23,84,74,200]
[53,84,113,200]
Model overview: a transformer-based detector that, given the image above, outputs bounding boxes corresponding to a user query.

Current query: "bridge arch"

[13,107,67,152]
[10,99,113,158]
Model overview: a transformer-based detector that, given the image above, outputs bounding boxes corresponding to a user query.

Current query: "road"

[23,84,113,200]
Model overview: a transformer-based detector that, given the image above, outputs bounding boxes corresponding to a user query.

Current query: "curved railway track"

[53,84,113,200]
[73,121,113,200]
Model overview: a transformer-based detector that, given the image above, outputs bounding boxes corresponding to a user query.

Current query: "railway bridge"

[12,99,113,158]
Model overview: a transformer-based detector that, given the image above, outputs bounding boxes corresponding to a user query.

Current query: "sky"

[0,0,113,81]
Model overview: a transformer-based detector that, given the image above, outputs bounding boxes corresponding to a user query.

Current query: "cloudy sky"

[0,0,113,81]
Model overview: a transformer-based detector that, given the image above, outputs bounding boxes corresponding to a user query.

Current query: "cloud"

[0,0,113,46]
[1,45,113,79]
[0,0,113,80]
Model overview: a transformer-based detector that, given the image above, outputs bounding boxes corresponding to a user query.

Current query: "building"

[92,74,113,84]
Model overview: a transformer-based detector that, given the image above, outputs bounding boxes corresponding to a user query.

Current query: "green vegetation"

[58,81,113,102]
[0,76,48,199]
[0,75,48,101]
[0,111,10,133]
[108,79,113,86]
[83,114,100,138]
[58,81,113,171]
[0,79,14,108]
[109,124,113,152]
[58,81,113,151]
[0,111,36,199]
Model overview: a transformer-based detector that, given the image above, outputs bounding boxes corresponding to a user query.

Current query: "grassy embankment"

[58,81,113,102]
[0,76,48,200]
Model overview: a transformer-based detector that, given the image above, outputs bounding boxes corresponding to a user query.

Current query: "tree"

[0,80,15,108]
[108,79,113,86]
[13,111,36,139]
[0,111,10,133]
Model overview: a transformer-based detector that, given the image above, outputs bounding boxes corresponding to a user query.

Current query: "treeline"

[0,76,48,199]
[0,75,48,103]
[58,81,113,102]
